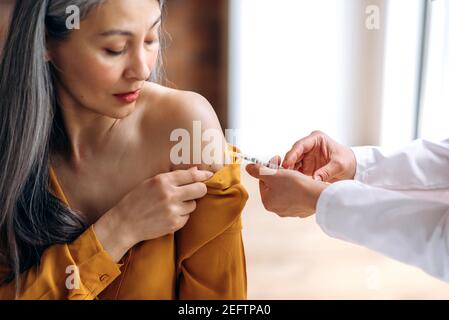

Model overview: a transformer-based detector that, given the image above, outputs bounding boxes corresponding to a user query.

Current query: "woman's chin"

[110,101,138,118]
[114,107,136,120]
[96,106,134,121]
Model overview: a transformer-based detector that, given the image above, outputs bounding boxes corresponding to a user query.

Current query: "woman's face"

[0,0,15,53]
[48,0,161,119]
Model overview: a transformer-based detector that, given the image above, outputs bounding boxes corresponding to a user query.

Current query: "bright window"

[419,0,449,142]
[229,0,342,159]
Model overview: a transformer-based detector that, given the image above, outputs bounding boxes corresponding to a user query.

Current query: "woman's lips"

[113,89,141,103]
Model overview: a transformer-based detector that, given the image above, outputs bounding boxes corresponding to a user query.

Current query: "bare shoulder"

[137,82,226,173]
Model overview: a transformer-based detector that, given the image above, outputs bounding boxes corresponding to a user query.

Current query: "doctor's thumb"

[245,164,262,180]
[313,162,338,182]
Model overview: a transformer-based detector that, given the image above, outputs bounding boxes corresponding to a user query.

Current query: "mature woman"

[0,0,248,299]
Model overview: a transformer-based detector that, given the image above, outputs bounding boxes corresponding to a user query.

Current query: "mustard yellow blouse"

[0,149,248,300]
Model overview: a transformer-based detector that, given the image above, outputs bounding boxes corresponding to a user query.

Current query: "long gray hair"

[0,0,164,297]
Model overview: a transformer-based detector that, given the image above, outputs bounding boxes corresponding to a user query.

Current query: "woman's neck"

[54,93,121,169]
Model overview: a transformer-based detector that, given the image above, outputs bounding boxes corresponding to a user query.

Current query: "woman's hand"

[246,156,329,218]
[94,167,213,262]
[282,131,357,183]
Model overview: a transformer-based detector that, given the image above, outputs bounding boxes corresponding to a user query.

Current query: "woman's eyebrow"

[99,15,162,37]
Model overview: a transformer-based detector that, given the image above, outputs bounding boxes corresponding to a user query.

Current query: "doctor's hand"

[245,156,329,218]
[282,131,357,183]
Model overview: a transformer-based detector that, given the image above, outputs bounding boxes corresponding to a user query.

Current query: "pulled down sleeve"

[0,225,122,300]
[175,162,249,300]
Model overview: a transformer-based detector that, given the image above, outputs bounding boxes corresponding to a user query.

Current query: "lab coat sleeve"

[316,180,449,283]
[351,139,449,190]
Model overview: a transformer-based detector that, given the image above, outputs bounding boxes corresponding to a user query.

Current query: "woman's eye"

[104,40,158,56]
[105,49,125,56]
[145,39,158,46]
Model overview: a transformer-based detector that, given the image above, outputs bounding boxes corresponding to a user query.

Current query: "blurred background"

[163,0,449,299]
[1,0,449,299]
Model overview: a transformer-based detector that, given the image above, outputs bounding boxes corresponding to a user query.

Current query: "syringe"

[233,153,284,170]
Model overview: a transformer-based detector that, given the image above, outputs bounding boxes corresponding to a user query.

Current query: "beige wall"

[163,0,229,129]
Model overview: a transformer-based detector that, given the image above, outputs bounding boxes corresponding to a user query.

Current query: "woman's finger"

[177,182,208,201]
[169,167,214,186]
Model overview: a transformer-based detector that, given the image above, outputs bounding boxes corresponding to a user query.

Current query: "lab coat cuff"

[351,146,376,183]
[315,180,358,237]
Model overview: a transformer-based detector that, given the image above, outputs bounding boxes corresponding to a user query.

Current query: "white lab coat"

[316,138,449,283]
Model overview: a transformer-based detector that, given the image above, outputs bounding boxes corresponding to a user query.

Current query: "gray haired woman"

[0,0,247,300]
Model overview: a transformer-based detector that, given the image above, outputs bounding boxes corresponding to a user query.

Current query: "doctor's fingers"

[246,164,261,180]
[300,151,329,176]
[259,179,270,196]
[246,164,281,182]
[282,133,322,169]
[313,160,341,182]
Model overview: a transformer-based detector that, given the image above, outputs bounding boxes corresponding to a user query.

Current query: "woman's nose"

[124,49,152,81]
